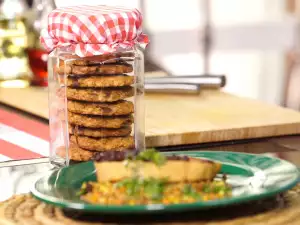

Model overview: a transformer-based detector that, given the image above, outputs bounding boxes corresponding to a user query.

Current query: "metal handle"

[145,83,200,94]
[145,75,226,88]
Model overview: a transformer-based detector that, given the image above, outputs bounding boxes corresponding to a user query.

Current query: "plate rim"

[31,151,300,213]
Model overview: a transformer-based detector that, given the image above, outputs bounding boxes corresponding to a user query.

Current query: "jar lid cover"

[40,5,149,57]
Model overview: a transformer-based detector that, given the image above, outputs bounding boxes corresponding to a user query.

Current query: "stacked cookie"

[58,52,136,161]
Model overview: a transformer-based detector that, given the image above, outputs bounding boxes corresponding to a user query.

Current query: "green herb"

[115,177,143,197]
[76,188,86,196]
[76,183,88,196]
[127,178,142,196]
[143,178,166,201]
[182,184,200,199]
[153,152,166,166]
[213,185,224,193]
[202,184,211,193]
[136,149,166,166]
[224,186,232,193]
[115,177,167,200]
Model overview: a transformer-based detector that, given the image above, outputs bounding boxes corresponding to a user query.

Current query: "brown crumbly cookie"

[15,197,42,225]
[67,75,134,88]
[70,135,134,151]
[59,52,134,66]
[0,195,27,225]
[56,142,94,161]
[34,203,61,225]
[67,100,134,116]
[68,111,133,128]
[66,86,134,102]
[69,124,132,138]
[58,63,133,75]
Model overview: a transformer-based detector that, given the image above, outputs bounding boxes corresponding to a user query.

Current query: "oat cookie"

[58,63,133,75]
[68,111,133,128]
[69,124,132,138]
[34,203,61,225]
[67,75,134,88]
[0,195,26,225]
[15,197,42,225]
[66,86,134,102]
[67,100,134,116]
[70,135,134,151]
[60,52,134,66]
[56,142,94,161]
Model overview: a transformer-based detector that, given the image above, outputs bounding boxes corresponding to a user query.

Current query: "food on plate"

[78,149,231,205]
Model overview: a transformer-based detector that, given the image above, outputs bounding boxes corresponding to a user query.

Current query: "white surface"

[0,163,52,201]
[0,154,11,161]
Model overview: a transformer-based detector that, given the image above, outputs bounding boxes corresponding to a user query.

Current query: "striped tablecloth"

[0,108,48,162]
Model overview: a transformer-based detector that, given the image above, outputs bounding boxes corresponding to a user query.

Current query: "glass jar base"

[50,156,69,168]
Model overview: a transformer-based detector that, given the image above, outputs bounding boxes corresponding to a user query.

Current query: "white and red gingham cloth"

[40,5,149,57]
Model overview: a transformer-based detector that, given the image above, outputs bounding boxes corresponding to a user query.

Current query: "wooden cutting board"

[1,87,300,147]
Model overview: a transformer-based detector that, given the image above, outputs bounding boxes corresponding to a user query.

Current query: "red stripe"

[0,108,49,140]
[0,140,43,160]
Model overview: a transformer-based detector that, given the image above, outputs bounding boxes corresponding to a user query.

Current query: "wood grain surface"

[1,87,300,147]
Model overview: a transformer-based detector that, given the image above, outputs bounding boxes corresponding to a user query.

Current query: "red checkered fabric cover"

[40,5,149,57]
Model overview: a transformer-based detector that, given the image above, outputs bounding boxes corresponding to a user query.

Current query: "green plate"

[31,151,300,213]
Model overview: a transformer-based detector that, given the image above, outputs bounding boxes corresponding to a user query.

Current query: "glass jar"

[48,46,145,167]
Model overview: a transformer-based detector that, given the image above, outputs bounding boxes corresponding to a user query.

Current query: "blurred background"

[0,0,300,110]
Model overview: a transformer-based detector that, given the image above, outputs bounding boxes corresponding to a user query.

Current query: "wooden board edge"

[145,123,300,147]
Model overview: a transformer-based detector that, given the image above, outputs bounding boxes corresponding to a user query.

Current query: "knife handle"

[145,74,226,88]
[145,83,200,94]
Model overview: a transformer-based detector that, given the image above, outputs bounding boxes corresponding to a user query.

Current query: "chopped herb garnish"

[153,152,166,166]
[115,177,167,200]
[115,177,142,197]
[224,186,232,193]
[182,184,200,199]
[143,178,166,201]
[202,184,211,193]
[76,182,92,196]
[213,185,224,193]
[76,188,87,196]
[136,149,166,166]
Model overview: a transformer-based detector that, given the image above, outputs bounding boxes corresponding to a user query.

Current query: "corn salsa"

[79,179,231,205]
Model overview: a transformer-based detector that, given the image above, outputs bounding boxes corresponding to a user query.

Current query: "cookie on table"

[70,135,134,151]
[67,100,134,116]
[59,52,134,66]
[34,203,61,225]
[57,63,133,75]
[67,75,134,88]
[66,86,134,102]
[69,124,132,138]
[0,194,41,225]
[15,196,42,225]
[68,111,133,128]
[0,195,26,225]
